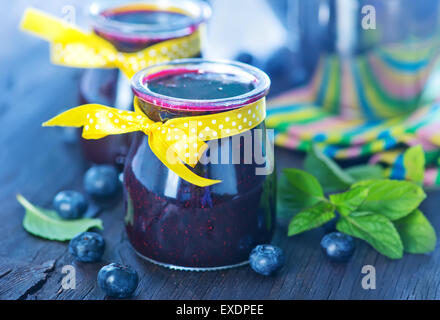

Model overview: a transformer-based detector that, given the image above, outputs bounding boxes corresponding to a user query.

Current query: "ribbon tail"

[43,104,141,140]
[21,8,69,41]
[43,105,100,127]
[149,135,221,187]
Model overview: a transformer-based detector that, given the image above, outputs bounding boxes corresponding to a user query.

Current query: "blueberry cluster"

[53,165,120,220]
[53,165,138,298]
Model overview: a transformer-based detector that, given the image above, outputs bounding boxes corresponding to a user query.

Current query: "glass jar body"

[123,101,276,270]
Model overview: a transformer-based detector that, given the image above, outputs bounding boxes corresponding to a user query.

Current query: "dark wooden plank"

[0,258,55,300]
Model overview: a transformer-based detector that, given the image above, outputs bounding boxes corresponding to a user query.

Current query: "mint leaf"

[17,194,103,241]
[403,145,425,185]
[345,165,384,182]
[288,201,335,236]
[304,145,354,192]
[329,186,369,216]
[337,213,403,259]
[278,168,325,218]
[352,180,426,221]
[394,209,436,254]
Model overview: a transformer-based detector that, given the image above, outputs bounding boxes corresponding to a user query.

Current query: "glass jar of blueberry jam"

[124,59,276,271]
[80,0,210,168]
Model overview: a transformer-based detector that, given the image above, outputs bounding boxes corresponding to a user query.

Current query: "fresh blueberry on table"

[69,232,105,262]
[53,190,87,220]
[84,165,119,197]
[249,244,285,276]
[320,232,355,262]
[98,263,139,298]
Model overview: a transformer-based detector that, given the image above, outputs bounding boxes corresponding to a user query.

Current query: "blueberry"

[84,165,119,197]
[321,232,355,262]
[98,263,139,298]
[69,232,105,262]
[249,245,285,276]
[53,190,87,220]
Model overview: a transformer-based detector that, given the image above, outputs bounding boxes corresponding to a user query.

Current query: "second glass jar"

[79,0,211,168]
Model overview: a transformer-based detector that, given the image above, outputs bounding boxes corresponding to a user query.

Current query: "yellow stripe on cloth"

[20,8,202,78]
[43,97,267,187]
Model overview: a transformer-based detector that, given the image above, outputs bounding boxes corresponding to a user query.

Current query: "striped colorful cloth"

[267,40,440,187]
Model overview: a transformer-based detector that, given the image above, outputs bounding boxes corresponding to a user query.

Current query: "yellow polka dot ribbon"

[43,97,267,187]
[20,8,202,78]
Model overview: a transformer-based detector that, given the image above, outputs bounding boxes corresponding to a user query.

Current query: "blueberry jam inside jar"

[125,59,276,271]
[79,0,210,168]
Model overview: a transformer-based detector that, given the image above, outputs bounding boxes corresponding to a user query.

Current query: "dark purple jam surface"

[145,70,256,100]
[94,9,196,52]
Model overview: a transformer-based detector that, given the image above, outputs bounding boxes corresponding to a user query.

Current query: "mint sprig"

[287,201,335,236]
[304,145,354,192]
[336,212,404,259]
[278,168,326,218]
[351,179,426,221]
[283,145,436,259]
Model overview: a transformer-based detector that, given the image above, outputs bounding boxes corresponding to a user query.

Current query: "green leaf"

[352,180,426,221]
[394,209,436,254]
[345,165,384,182]
[17,194,103,241]
[277,168,325,219]
[304,145,354,192]
[329,186,370,216]
[288,201,335,236]
[403,145,425,185]
[337,213,403,259]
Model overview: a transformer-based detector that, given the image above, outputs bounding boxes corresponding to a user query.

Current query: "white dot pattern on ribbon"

[52,29,201,77]
[80,98,265,164]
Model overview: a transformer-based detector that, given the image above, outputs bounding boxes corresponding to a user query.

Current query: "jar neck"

[89,2,209,53]
[135,97,228,122]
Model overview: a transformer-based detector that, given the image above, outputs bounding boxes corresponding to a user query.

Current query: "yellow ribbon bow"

[43,98,267,187]
[20,8,201,78]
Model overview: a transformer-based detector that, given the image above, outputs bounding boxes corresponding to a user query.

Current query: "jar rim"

[131,58,271,112]
[88,0,211,41]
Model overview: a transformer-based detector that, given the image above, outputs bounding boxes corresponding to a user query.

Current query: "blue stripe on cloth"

[390,153,406,180]
[266,103,310,116]
[377,51,431,72]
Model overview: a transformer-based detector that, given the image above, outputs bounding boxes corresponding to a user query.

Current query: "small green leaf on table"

[17,194,103,241]
[304,145,354,192]
[278,168,325,219]
[288,201,335,236]
[394,209,436,254]
[337,213,403,259]
[352,180,426,221]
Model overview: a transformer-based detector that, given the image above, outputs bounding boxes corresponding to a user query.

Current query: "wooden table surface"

[2,0,440,300]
